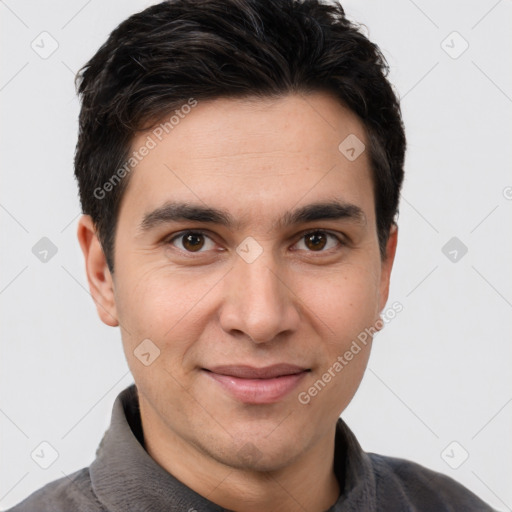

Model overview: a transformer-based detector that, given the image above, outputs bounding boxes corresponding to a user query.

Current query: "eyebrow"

[138,199,366,234]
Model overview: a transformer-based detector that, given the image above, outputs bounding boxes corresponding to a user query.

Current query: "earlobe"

[378,224,398,313]
[77,215,119,327]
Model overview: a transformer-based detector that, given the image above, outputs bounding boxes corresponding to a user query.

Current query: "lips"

[203,364,310,404]
[208,364,308,379]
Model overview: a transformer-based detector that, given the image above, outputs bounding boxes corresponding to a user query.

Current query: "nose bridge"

[240,252,282,305]
[220,243,298,343]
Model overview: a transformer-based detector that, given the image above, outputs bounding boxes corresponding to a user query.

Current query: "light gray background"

[1,0,511,510]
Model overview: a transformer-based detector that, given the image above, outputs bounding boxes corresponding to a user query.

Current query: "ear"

[378,224,398,312]
[77,215,119,327]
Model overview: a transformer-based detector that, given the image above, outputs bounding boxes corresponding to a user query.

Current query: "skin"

[78,92,397,512]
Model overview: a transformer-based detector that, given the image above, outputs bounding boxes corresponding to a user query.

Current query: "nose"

[218,250,301,344]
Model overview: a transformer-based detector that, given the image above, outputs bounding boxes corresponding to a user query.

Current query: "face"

[83,92,396,472]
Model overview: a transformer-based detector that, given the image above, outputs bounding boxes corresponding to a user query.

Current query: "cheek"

[294,261,380,407]
[114,265,222,355]
[115,255,381,349]
[113,270,209,409]
[297,261,381,334]
[296,323,373,421]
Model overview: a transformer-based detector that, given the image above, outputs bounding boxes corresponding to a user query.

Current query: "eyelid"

[300,228,345,240]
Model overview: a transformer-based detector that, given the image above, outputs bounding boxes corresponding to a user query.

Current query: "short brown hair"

[75,0,406,271]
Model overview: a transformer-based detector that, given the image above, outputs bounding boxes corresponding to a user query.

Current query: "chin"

[208,429,305,473]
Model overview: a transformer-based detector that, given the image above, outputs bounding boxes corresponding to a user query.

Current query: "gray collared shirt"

[8,384,495,511]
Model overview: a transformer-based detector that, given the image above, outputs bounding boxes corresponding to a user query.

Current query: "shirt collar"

[90,384,376,511]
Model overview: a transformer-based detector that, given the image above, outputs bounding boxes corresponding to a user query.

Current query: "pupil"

[306,232,326,251]
[184,233,204,251]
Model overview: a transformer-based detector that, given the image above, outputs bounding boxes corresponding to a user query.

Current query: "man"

[8,0,495,510]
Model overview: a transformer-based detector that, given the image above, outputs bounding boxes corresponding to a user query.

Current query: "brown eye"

[305,231,327,251]
[294,230,342,253]
[169,231,215,253]
[182,233,205,251]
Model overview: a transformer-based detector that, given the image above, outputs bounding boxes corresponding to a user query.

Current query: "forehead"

[119,92,375,229]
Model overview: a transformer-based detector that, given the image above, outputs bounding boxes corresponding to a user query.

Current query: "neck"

[140,403,341,512]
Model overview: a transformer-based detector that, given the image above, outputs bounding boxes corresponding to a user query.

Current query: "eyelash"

[165,229,345,256]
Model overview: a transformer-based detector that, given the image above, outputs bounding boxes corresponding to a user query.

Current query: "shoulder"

[368,453,496,511]
[5,467,107,512]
